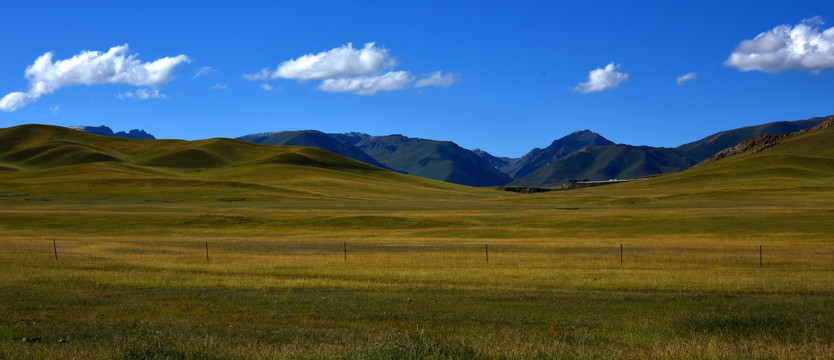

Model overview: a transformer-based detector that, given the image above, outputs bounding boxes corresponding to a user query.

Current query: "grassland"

[1,124,834,358]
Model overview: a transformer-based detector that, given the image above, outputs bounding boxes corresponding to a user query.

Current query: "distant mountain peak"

[500,129,614,180]
[237,130,387,170]
[70,125,155,139]
[560,129,612,143]
[570,129,593,135]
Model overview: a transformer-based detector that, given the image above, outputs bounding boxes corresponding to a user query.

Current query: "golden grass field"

[1,124,834,358]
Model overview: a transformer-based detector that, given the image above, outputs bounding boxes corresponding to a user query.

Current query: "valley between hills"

[75,114,832,187]
[2,115,834,358]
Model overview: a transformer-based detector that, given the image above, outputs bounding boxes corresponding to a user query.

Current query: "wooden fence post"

[53,239,58,261]
[344,242,347,262]
[205,242,210,262]
[620,244,623,265]
[485,244,489,264]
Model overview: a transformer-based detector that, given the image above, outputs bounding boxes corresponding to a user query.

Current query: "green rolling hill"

[609,116,834,196]
[676,116,829,162]
[3,114,832,203]
[0,124,478,202]
[236,130,388,170]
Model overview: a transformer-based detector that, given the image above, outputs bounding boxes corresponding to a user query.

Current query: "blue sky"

[2,1,833,157]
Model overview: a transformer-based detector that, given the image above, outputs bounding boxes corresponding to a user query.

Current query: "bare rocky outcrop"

[810,115,834,131]
[699,115,834,165]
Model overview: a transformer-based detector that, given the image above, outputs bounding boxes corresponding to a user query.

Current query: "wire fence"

[3,239,834,270]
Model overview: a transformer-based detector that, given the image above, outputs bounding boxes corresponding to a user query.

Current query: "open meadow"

[2,125,834,358]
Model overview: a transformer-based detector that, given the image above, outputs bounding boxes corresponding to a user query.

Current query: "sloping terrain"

[698,115,834,165]
[472,148,517,172]
[3,120,834,360]
[510,145,695,186]
[614,117,834,196]
[481,130,614,180]
[505,116,829,187]
[233,115,830,187]
[237,130,388,169]
[0,125,477,202]
[331,133,512,186]
[676,116,828,162]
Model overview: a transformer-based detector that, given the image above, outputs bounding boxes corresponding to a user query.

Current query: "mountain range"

[70,125,155,140]
[72,115,831,187]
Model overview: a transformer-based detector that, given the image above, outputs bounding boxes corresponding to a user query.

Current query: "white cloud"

[118,88,166,100]
[0,92,31,112]
[244,42,393,81]
[725,17,834,73]
[318,71,413,95]
[0,44,190,111]
[245,42,457,95]
[573,62,628,94]
[677,72,697,85]
[415,71,458,88]
[193,66,216,78]
[260,83,274,91]
[210,83,228,90]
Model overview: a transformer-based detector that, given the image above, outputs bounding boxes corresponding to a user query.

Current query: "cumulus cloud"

[318,71,413,95]
[245,42,456,95]
[260,83,274,91]
[0,92,30,112]
[211,83,228,90]
[725,17,834,73]
[244,42,393,81]
[415,71,458,88]
[677,72,697,85]
[573,62,628,94]
[0,44,190,111]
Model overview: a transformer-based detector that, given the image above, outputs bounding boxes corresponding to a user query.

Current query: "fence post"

[53,239,58,261]
[759,245,762,268]
[485,244,489,264]
[344,242,347,262]
[205,242,210,262]
[620,244,623,265]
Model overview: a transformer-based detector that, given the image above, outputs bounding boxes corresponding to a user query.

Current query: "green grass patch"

[2,123,834,357]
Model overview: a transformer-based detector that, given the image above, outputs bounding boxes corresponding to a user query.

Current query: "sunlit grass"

[2,124,834,358]
[2,212,833,359]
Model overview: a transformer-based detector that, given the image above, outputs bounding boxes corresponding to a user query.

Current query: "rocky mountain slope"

[698,115,834,165]
[676,116,828,162]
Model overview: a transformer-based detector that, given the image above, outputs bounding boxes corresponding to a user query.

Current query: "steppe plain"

[2,124,833,358]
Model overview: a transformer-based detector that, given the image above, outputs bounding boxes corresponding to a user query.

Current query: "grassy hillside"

[0,124,479,202]
[237,130,388,169]
[2,123,834,358]
[511,144,696,186]
[634,120,834,191]
[676,115,828,161]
